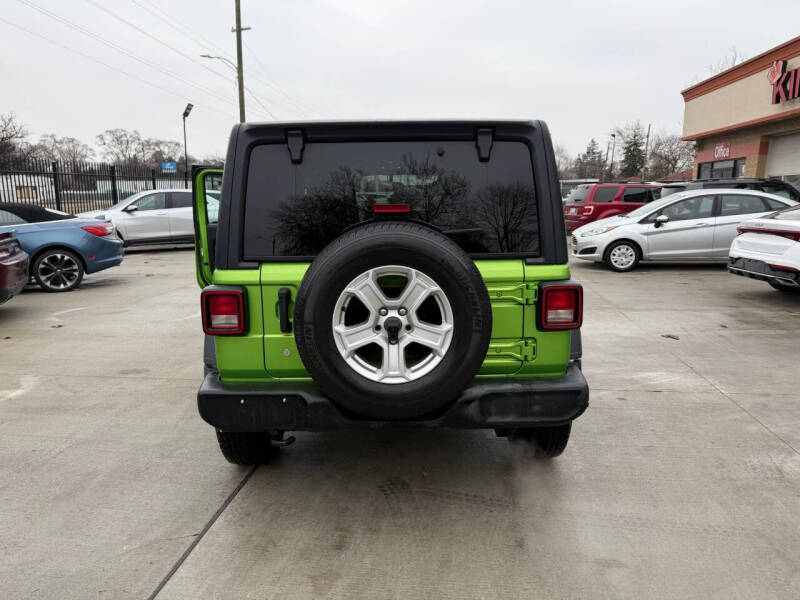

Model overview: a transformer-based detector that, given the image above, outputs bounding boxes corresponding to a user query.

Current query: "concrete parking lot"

[1,248,799,599]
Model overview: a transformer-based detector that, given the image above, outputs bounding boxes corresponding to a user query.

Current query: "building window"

[698,158,746,179]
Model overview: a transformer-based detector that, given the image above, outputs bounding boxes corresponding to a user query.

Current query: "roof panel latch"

[287,130,304,163]
[476,128,493,162]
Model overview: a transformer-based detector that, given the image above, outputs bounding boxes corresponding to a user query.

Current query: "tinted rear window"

[565,186,589,203]
[243,141,539,258]
[592,187,617,203]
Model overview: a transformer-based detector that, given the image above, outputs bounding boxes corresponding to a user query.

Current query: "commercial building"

[682,36,800,190]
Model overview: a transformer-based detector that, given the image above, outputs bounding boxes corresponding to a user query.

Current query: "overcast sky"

[2,0,798,160]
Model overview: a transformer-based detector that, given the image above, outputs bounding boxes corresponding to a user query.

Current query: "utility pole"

[641,123,651,181]
[232,0,250,123]
[609,133,617,180]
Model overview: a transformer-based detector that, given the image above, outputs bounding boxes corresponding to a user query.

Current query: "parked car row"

[569,184,800,294]
[0,189,198,306]
[0,202,124,304]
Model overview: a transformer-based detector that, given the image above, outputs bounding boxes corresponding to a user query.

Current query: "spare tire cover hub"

[332,265,454,384]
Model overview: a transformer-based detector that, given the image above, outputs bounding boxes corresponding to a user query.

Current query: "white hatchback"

[78,188,194,247]
[729,204,800,293]
[571,189,796,271]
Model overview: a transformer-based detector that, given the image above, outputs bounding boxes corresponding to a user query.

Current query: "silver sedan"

[571,188,797,271]
[78,188,194,247]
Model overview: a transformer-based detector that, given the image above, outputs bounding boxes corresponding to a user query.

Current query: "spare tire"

[294,221,492,420]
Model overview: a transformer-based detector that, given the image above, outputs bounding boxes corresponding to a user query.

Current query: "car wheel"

[768,281,800,294]
[604,240,640,272]
[215,431,279,465]
[294,221,492,420]
[32,249,84,292]
[507,424,572,458]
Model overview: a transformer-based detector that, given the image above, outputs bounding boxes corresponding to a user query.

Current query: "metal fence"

[0,159,189,214]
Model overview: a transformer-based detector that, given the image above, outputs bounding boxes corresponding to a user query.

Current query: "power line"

[85,0,232,86]
[0,16,232,120]
[245,87,276,120]
[132,0,231,59]
[243,41,325,116]
[128,0,318,118]
[82,0,276,120]
[15,0,267,119]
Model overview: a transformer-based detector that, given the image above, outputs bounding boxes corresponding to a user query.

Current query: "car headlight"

[580,225,618,237]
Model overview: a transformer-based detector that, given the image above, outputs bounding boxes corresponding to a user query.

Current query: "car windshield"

[105,192,144,211]
[625,193,691,219]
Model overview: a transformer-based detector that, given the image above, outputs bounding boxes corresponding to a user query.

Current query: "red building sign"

[768,60,800,104]
[713,142,731,159]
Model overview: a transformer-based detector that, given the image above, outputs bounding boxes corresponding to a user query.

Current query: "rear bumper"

[84,235,124,274]
[728,257,799,287]
[198,364,589,432]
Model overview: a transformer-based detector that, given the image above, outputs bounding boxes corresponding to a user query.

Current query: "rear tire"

[603,240,640,272]
[769,281,800,294]
[32,248,84,292]
[215,431,279,465]
[508,423,572,458]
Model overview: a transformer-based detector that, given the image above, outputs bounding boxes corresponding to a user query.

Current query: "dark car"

[0,203,124,292]
[563,182,662,232]
[660,178,800,201]
[0,232,29,305]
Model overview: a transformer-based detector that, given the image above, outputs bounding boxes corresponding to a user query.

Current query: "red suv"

[563,183,661,232]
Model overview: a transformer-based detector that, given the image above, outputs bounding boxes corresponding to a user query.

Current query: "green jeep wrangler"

[192,120,588,465]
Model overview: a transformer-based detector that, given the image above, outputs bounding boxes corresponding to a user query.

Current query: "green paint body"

[196,170,571,384]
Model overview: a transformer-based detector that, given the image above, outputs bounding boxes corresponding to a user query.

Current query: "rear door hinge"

[287,130,304,163]
[487,339,536,362]
[488,283,537,305]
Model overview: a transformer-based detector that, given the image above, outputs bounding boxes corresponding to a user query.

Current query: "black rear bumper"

[197,364,589,432]
[728,257,799,287]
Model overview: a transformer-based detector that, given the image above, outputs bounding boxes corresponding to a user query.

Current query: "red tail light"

[539,284,583,330]
[202,289,246,335]
[582,205,594,216]
[372,203,412,213]
[737,226,800,242]
[82,223,114,237]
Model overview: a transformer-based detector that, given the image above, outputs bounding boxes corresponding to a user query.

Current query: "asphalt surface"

[1,248,799,599]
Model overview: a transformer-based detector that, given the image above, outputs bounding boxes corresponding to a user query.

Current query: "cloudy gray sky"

[2,0,797,160]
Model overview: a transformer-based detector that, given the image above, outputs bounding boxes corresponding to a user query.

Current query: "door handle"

[694,222,709,227]
[156,211,168,215]
[278,288,292,333]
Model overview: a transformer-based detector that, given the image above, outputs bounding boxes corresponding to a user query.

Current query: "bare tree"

[648,133,695,179]
[687,47,745,86]
[34,134,95,163]
[554,144,575,180]
[0,113,29,160]
[474,182,537,252]
[96,128,148,164]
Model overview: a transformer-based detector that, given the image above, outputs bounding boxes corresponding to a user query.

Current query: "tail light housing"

[582,205,594,216]
[82,223,115,237]
[736,226,800,242]
[201,287,246,335]
[539,283,583,330]
[0,239,21,260]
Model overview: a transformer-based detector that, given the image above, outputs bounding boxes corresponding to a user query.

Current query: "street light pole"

[232,0,250,123]
[182,103,193,188]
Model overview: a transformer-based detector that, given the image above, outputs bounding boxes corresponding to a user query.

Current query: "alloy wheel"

[331,265,454,384]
